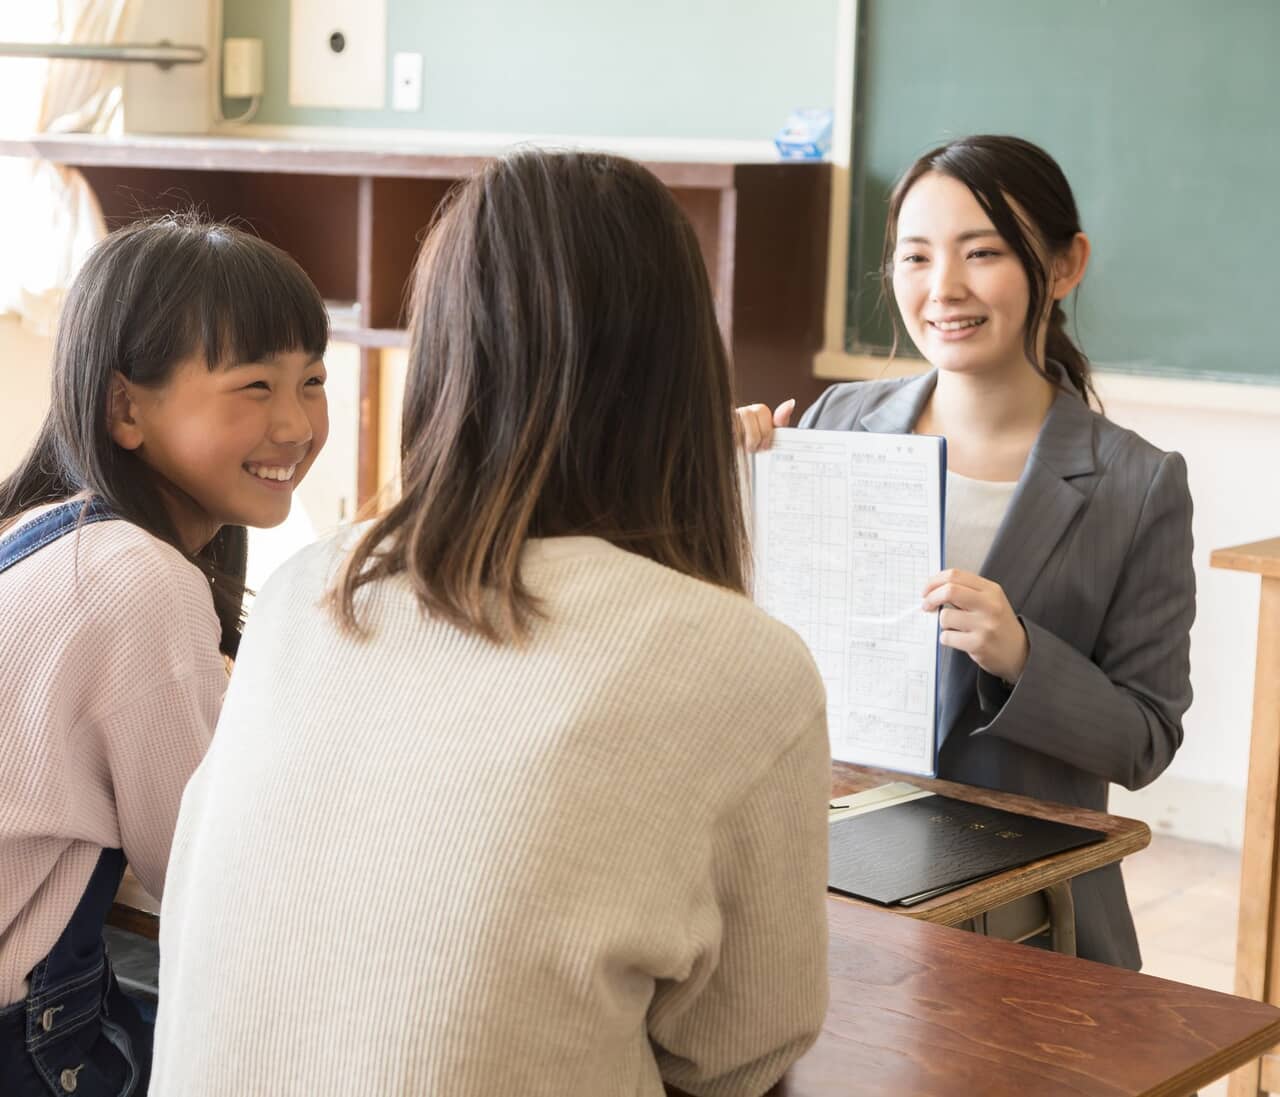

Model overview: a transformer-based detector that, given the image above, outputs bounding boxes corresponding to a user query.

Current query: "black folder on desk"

[827,794,1106,907]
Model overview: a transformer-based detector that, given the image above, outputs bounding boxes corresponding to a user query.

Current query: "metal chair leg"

[1044,881,1077,957]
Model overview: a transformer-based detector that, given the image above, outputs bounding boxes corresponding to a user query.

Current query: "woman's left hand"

[921,569,1029,683]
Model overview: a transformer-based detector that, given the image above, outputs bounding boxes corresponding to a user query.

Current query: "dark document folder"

[827,793,1106,906]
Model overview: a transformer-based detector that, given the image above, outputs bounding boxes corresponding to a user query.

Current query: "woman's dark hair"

[332,149,746,641]
[0,213,328,657]
[882,134,1096,405]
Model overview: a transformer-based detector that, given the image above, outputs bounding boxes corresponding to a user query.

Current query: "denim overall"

[0,501,154,1096]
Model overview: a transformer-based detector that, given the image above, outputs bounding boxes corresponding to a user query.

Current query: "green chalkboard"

[845,0,1279,384]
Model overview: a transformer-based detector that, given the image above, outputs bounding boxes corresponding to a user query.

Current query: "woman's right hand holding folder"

[735,398,795,452]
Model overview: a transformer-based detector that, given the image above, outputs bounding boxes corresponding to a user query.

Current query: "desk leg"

[1230,576,1280,1097]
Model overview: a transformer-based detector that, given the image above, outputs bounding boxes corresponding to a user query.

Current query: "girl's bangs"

[186,234,330,369]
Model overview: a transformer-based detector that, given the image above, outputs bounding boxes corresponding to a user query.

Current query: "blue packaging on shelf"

[774,108,833,160]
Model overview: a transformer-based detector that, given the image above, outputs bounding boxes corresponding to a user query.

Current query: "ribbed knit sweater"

[153,534,830,1097]
[0,514,224,1005]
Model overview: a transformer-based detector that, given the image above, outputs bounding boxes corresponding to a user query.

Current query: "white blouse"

[945,470,1019,575]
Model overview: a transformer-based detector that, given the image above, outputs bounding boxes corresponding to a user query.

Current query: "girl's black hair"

[882,134,1097,406]
[0,212,328,656]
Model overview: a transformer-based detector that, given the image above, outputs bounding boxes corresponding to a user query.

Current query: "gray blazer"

[801,372,1195,969]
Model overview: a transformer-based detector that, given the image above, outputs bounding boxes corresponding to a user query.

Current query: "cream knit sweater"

[0,515,224,1005]
[153,534,830,1097]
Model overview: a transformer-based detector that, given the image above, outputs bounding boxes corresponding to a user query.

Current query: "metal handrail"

[0,41,205,69]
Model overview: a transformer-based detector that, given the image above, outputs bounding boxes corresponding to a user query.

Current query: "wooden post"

[1211,539,1280,1097]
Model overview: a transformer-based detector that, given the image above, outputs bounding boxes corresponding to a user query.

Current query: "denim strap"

[0,499,115,575]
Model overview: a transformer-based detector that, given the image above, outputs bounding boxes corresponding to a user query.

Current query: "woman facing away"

[151,150,831,1097]
[741,134,1195,970]
[0,214,329,1094]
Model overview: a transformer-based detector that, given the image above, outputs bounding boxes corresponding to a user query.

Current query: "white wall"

[224,0,839,141]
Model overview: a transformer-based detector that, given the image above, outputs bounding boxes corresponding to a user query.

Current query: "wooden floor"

[1128,833,1243,1097]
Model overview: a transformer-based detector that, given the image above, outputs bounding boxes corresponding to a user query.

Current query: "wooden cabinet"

[0,135,830,503]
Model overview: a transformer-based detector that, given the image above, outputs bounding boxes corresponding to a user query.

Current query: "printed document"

[751,428,945,776]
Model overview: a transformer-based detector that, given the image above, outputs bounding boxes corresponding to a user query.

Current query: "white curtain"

[0,1,142,332]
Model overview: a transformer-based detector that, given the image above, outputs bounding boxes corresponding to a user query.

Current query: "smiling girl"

[741,134,1195,970]
[0,214,328,1094]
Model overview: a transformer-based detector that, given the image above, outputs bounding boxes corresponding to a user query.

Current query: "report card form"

[751,428,946,776]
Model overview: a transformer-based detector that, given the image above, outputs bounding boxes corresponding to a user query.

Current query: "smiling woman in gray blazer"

[741,135,1195,970]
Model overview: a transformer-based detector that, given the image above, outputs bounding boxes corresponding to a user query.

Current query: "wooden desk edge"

[107,902,159,939]
[1210,539,1280,577]
[834,762,1150,838]
[1156,1015,1280,1097]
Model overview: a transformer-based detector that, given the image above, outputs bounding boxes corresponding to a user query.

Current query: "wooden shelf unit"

[1,135,830,503]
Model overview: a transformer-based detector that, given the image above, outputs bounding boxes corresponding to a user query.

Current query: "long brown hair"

[332,149,747,641]
[0,213,328,656]
[881,135,1097,406]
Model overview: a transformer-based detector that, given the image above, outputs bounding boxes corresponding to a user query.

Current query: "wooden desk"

[121,881,1280,1096]
[110,870,160,939]
[115,774,1259,1095]
[1210,539,1280,1096]
[832,762,1151,928]
[780,898,1280,1097]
